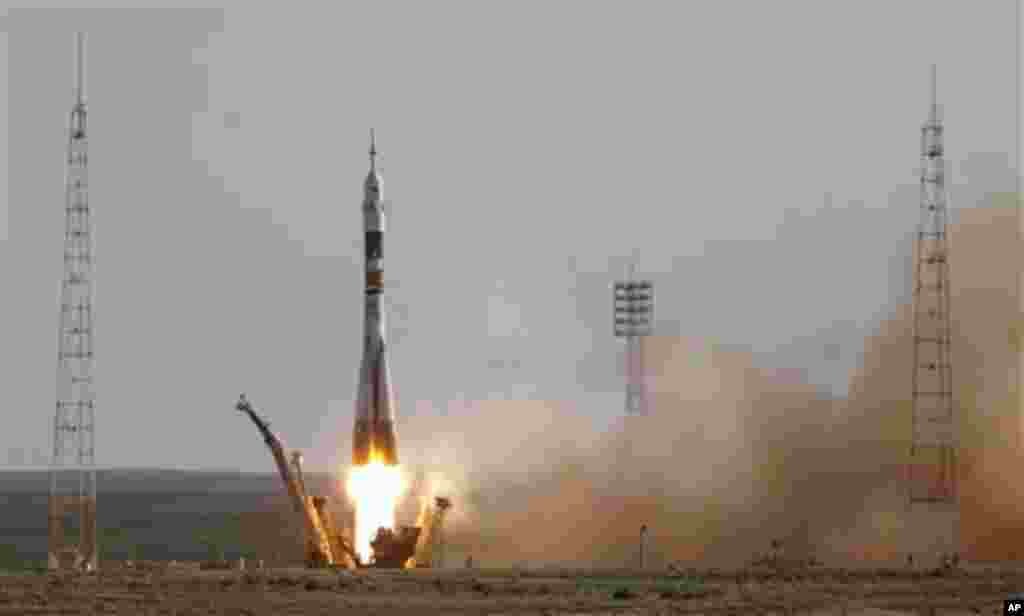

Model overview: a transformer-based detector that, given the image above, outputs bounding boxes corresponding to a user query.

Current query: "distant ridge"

[0,468,346,494]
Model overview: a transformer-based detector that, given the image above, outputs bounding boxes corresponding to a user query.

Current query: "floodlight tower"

[906,65,957,561]
[613,268,654,416]
[48,32,97,572]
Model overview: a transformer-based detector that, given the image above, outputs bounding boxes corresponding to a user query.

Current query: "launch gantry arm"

[235,394,340,567]
[410,496,452,568]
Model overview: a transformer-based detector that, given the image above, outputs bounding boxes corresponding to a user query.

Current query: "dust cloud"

[363,199,1020,568]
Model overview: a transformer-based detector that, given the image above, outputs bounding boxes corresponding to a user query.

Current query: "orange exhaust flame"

[346,449,404,565]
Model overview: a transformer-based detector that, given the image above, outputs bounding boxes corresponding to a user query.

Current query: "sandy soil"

[0,564,1020,615]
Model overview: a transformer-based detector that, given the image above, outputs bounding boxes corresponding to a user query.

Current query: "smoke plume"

[391,196,1018,568]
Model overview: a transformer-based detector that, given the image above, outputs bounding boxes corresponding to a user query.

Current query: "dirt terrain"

[0,564,1020,615]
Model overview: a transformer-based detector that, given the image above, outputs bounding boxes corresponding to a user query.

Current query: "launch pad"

[236,394,452,571]
[366,526,420,568]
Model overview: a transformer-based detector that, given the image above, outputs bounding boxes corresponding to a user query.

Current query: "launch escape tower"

[613,267,654,416]
[48,32,98,572]
[908,65,956,508]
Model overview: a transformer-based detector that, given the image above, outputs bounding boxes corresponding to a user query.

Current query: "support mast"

[909,65,957,506]
[48,31,98,572]
[906,65,958,565]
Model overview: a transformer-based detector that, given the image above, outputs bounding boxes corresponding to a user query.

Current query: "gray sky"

[0,2,1017,472]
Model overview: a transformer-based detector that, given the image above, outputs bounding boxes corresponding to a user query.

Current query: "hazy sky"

[0,2,1017,471]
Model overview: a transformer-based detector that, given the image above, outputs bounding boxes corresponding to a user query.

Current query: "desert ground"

[0,563,1020,616]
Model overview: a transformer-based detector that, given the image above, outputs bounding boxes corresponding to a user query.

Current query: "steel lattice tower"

[48,32,97,572]
[908,65,957,510]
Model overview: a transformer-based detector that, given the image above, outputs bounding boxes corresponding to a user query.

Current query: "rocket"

[352,130,399,467]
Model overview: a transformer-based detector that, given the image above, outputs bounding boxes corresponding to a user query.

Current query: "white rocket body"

[353,138,398,466]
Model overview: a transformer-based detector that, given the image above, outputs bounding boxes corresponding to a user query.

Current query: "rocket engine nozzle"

[352,420,399,466]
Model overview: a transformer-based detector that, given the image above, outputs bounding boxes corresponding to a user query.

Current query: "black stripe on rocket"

[365,231,383,293]
[365,231,382,262]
